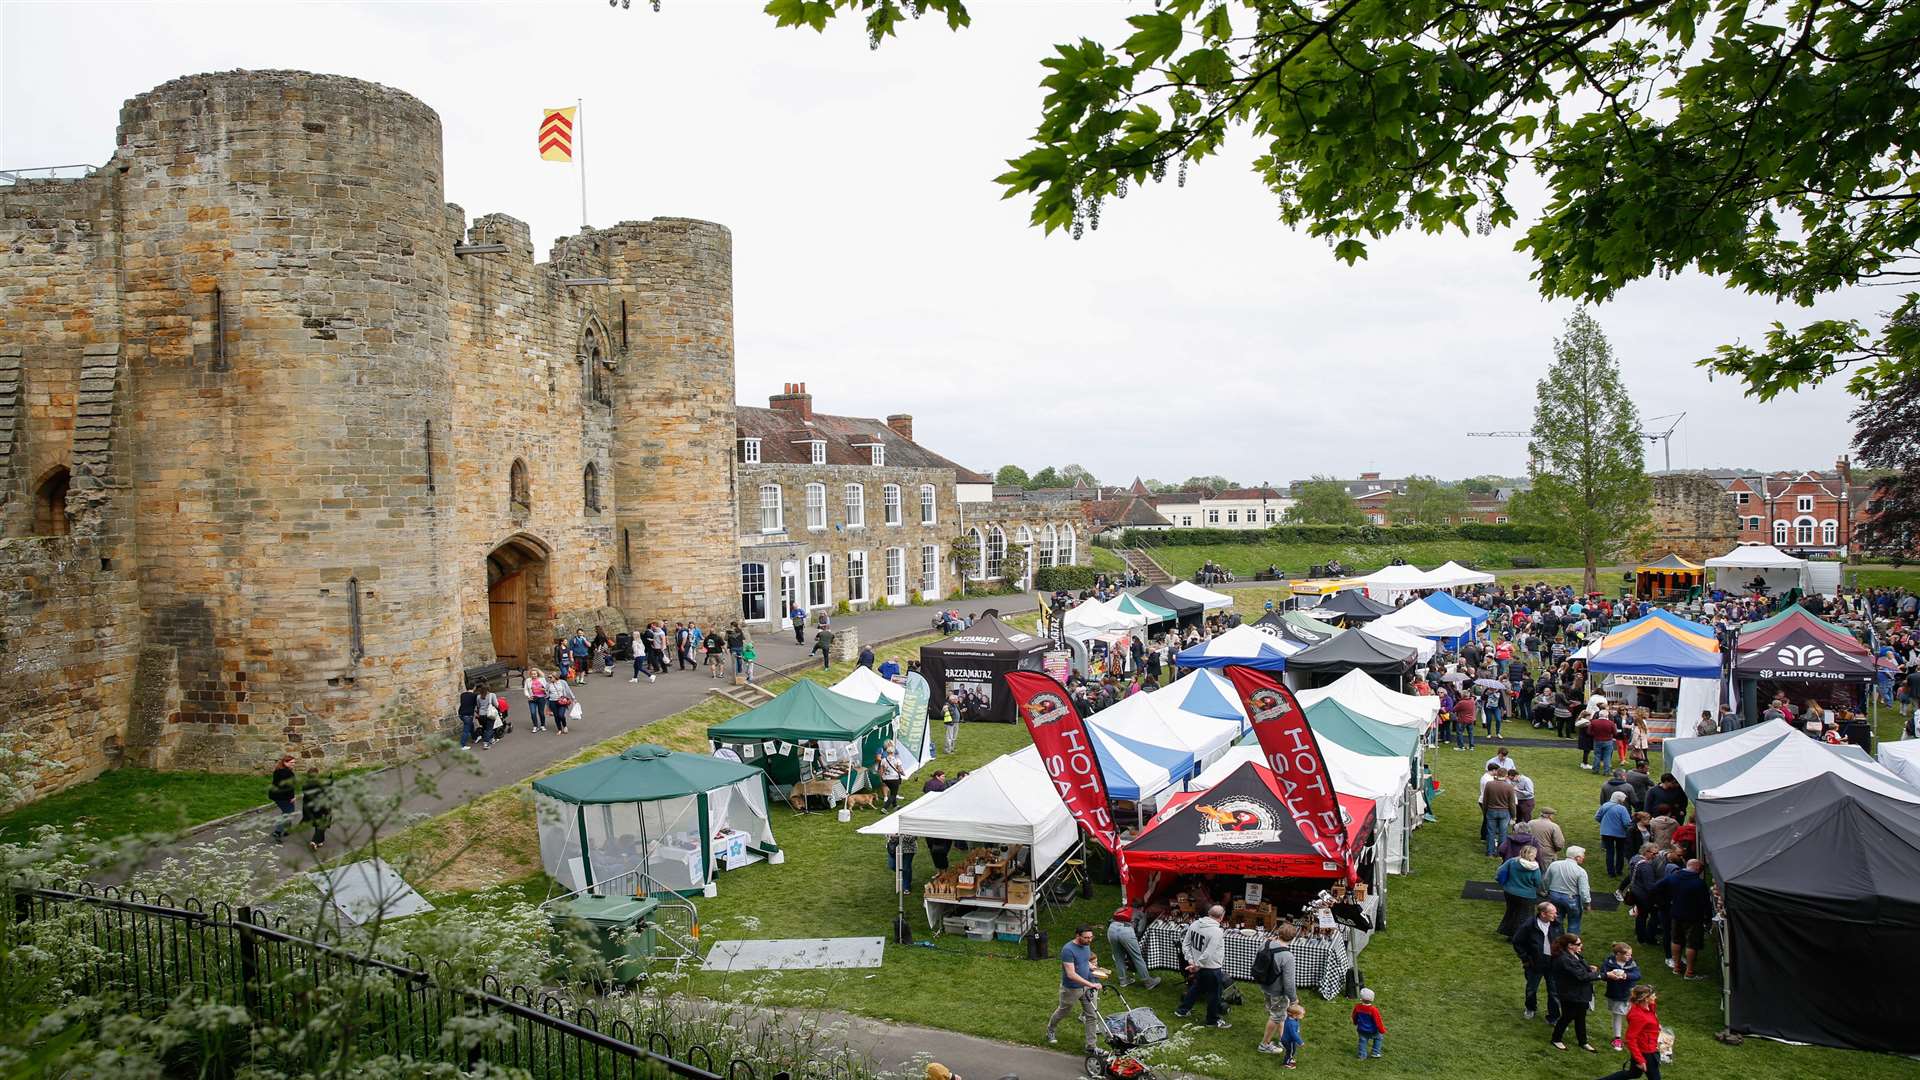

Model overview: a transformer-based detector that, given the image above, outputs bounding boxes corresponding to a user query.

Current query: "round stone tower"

[116,71,458,768]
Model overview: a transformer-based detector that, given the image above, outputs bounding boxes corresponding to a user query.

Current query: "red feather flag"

[1221,666,1349,873]
[1005,671,1127,881]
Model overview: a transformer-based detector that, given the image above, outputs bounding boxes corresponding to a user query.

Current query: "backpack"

[1251,943,1279,986]
[1496,859,1513,887]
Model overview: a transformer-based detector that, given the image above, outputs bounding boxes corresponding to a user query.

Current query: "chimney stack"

[886,414,914,442]
[769,381,813,421]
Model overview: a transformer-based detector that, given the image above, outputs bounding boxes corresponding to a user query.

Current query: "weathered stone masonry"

[0,70,737,794]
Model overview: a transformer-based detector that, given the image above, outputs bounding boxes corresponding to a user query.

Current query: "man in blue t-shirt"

[1046,925,1105,1053]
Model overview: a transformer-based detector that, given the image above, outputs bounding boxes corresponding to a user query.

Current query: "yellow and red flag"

[539,108,575,161]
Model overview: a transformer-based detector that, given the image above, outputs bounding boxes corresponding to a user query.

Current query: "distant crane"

[1468,411,1687,472]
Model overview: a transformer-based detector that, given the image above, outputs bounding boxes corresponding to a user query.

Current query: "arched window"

[968,527,985,580]
[1821,519,1838,546]
[606,566,619,607]
[986,526,1007,579]
[759,484,784,532]
[883,484,902,526]
[1794,516,1815,546]
[806,482,827,529]
[32,466,71,537]
[1772,520,1789,546]
[1060,524,1076,565]
[920,484,937,525]
[1037,524,1056,569]
[583,325,611,405]
[583,462,601,511]
[844,483,865,528]
[509,459,530,514]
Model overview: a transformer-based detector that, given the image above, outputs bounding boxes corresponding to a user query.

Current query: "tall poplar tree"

[1519,311,1651,594]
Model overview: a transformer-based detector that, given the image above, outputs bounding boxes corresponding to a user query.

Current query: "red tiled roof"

[736,406,989,482]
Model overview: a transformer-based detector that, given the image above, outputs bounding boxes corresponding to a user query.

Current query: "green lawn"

[1090,545,1128,574]
[1848,567,1920,591]
[1144,539,1584,581]
[0,768,270,843]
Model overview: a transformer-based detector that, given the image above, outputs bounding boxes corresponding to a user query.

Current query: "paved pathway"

[160,595,1042,883]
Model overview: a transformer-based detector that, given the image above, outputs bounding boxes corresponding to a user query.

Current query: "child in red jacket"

[1597,984,1661,1080]
[1351,987,1386,1059]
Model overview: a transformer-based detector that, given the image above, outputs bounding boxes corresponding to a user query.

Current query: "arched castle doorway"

[487,534,551,669]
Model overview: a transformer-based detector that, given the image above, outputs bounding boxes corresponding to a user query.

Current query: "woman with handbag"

[524,669,551,733]
[548,674,575,735]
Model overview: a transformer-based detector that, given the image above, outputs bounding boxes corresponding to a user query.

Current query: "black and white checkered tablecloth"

[1139,921,1350,1000]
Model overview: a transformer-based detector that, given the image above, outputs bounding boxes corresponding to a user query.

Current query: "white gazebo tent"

[832,665,906,706]
[1296,668,1442,732]
[1695,734,1920,801]
[1360,623,1437,662]
[1363,563,1434,603]
[1167,580,1234,610]
[1063,597,1148,636]
[1879,741,1920,788]
[1369,597,1472,642]
[1424,560,1495,589]
[859,749,1081,929]
[1704,544,1809,596]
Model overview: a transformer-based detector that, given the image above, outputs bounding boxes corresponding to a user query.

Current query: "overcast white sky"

[2,1,1879,485]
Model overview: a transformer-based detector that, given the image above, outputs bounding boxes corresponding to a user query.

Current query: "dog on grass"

[844,793,878,812]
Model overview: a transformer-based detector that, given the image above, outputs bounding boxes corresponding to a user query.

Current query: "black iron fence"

[5,884,788,1080]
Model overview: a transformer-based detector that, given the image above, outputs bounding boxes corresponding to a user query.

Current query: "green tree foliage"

[1850,370,1920,555]
[994,464,1030,488]
[1029,466,1062,488]
[749,0,1920,398]
[1517,311,1652,593]
[1285,476,1365,525]
[1390,475,1472,525]
[1178,475,1236,492]
[1058,463,1099,487]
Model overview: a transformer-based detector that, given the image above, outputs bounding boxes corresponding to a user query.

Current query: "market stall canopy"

[1257,610,1337,644]
[919,612,1053,725]
[1666,719,1799,792]
[1085,722,1192,803]
[1307,589,1396,624]
[1369,597,1473,642]
[1362,562,1434,601]
[1731,627,1877,682]
[1154,668,1249,726]
[1420,590,1489,626]
[1358,624,1437,663]
[1111,592,1177,624]
[1133,584,1203,623]
[1601,613,1718,652]
[1586,623,1721,680]
[1694,730,1919,801]
[707,680,896,744]
[1675,727,1896,800]
[1284,628,1418,680]
[1175,624,1298,671]
[1642,608,1715,638]
[533,743,764,804]
[1879,741,1920,788]
[831,665,907,706]
[1740,602,1853,638]
[1302,698,1424,760]
[1194,743,1411,805]
[1735,606,1868,657]
[1167,580,1234,610]
[859,750,1078,873]
[1295,668,1441,731]
[1638,553,1704,573]
[1705,543,1809,594]
[1090,689,1243,771]
[923,612,1050,658]
[1696,772,1920,1054]
[1123,759,1376,885]
[1423,560,1495,588]
[1063,597,1147,636]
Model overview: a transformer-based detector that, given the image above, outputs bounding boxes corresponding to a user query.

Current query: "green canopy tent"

[1738,602,1855,639]
[532,744,779,898]
[707,681,902,805]
[1111,592,1177,624]
[1304,698,1424,767]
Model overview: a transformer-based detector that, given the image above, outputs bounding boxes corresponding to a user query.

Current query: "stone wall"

[0,69,740,793]
[1648,474,1741,562]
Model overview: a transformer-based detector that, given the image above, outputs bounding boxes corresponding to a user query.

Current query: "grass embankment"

[1850,567,1920,591]
[1148,540,1583,581]
[0,768,272,843]
[399,622,1914,1078]
[1090,545,1128,574]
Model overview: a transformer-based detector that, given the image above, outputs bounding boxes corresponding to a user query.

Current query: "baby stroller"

[1087,984,1165,1079]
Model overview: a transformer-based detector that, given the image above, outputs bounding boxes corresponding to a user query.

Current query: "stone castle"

[1,71,742,791]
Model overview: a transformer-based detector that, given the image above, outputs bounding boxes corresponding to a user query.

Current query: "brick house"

[1709,459,1857,556]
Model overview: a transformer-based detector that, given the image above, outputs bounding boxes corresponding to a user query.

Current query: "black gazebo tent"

[1696,772,1920,1053]
[920,612,1052,724]
[1255,611,1332,646]
[1283,630,1417,689]
[1731,625,1876,722]
[1133,585,1203,629]
[1309,589,1395,626]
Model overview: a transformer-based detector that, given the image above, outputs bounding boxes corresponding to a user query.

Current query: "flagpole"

[577,97,588,229]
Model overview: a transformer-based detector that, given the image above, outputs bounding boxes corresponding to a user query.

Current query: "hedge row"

[1034,565,1098,591]
[1117,523,1548,548]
